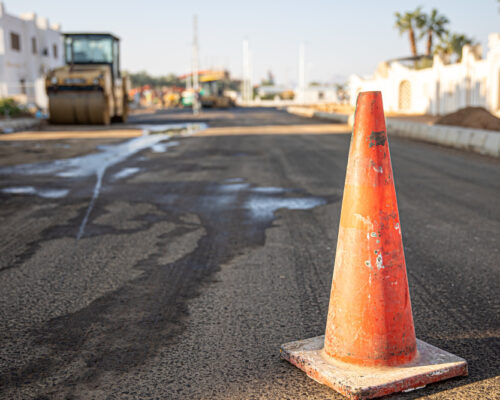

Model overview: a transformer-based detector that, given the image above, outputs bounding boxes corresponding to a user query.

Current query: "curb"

[385,119,500,158]
[0,118,44,134]
[286,107,500,158]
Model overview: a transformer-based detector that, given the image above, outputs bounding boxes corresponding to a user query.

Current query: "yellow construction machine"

[46,33,128,124]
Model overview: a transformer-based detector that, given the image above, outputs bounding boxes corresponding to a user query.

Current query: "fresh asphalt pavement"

[0,108,498,399]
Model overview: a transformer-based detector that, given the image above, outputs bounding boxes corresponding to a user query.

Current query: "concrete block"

[455,129,472,150]
[281,335,467,400]
[413,123,424,139]
[390,121,408,138]
[435,127,448,145]
[314,111,349,123]
[409,122,418,137]
[469,130,488,153]
[444,128,458,147]
[415,123,423,137]
[482,132,500,157]
[287,107,315,118]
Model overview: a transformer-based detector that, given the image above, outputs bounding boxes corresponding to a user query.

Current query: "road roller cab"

[46,33,128,124]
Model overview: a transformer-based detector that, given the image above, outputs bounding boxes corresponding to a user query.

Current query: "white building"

[349,33,500,116]
[0,2,63,109]
[297,86,338,104]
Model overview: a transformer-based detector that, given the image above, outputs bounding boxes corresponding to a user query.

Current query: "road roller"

[46,33,128,125]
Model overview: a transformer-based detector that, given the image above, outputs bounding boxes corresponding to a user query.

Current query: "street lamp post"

[192,14,200,115]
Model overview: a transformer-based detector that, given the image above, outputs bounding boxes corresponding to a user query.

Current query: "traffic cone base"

[281,336,467,400]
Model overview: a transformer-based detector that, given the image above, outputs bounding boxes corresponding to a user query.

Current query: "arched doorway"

[497,70,500,110]
[398,80,411,111]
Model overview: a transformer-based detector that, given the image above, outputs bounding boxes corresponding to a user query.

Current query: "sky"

[6,0,500,86]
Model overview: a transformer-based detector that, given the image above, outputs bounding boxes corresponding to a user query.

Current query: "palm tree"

[418,9,449,56]
[394,7,423,57]
[435,33,475,62]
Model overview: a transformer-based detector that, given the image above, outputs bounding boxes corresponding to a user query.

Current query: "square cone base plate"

[280,336,467,399]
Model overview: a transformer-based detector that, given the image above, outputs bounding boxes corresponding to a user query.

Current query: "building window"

[42,48,48,56]
[32,37,37,54]
[10,32,21,51]
[20,79,26,95]
[53,44,58,58]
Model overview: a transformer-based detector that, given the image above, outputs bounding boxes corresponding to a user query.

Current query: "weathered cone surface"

[323,91,416,367]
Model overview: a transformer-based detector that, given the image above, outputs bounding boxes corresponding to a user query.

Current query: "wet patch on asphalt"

[0,123,205,240]
[1,186,69,199]
[0,174,336,397]
[151,140,179,153]
[111,167,142,181]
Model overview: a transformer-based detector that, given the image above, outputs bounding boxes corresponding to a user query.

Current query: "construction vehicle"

[179,70,235,109]
[46,33,128,124]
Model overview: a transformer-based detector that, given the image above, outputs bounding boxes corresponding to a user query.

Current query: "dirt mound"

[435,107,500,132]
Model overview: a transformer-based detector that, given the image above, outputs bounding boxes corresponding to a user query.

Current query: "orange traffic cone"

[281,91,467,399]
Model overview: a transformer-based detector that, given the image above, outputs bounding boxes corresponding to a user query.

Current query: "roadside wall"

[348,33,500,117]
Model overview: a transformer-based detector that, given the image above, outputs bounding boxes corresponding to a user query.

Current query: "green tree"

[334,83,348,103]
[128,71,184,88]
[434,33,475,62]
[261,70,275,87]
[417,9,449,56]
[394,7,423,56]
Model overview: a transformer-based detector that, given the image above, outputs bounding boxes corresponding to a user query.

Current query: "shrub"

[0,98,24,118]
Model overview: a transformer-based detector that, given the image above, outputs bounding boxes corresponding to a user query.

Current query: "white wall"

[0,2,63,108]
[349,33,500,116]
[294,87,338,104]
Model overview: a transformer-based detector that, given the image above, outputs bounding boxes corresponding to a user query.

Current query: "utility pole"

[248,47,253,104]
[192,14,200,115]
[298,42,306,104]
[186,62,192,90]
[242,39,250,105]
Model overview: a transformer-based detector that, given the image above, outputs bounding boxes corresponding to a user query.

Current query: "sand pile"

[435,107,500,132]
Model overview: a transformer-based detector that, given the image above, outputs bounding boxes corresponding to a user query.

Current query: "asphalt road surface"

[0,108,498,400]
